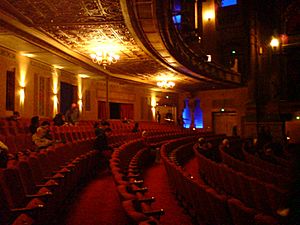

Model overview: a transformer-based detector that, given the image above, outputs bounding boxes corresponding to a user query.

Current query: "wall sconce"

[270,37,280,49]
[19,86,25,106]
[53,94,58,116]
[204,10,215,21]
[206,55,212,62]
[78,99,83,113]
[259,47,263,55]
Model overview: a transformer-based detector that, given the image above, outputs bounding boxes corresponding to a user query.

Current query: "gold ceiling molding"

[0,0,235,91]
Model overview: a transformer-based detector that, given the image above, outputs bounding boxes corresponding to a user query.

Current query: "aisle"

[143,163,194,225]
[184,156,204,183]
[61,172,130,225]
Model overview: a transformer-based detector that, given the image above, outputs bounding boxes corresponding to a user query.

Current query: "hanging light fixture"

[157,80,175,89]
[90,41,120,69]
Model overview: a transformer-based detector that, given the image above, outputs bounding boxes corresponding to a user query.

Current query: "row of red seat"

[243,149,290,175]
[161,137,282,225]
[194,144,286,219]
[0,139,99,225]
[220,149,291,189]
[110,139,163,225]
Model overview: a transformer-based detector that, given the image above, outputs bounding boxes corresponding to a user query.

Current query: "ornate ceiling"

[0,0,239,91]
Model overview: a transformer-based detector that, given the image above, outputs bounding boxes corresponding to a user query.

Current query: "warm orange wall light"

[151,95,157,121]
[203,10,215,21]
[52,68,59,116]
[17,54,30,108]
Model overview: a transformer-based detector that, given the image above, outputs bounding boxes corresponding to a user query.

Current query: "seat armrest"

[26,191,52,198]
[132,187,148,194]
[144,209,164,218]
[127,174,140,178]
[137,197,155,204]
[36,183,58,188]
[130,179,144,185]
[11,204,44,213]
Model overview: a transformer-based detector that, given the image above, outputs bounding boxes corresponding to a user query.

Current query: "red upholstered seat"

[228,198,256,225]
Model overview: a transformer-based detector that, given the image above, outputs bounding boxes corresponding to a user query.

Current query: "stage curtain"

[120,103,134,119]
[98,101,107,119]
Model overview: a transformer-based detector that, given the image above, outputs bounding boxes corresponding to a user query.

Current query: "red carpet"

[143,162,194,225]
[60,159,198,225]
[62,172,130,225]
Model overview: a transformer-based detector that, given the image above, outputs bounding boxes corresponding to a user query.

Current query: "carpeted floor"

[59,158,199,225]
[61,171,130,225]
[143,162,194,225]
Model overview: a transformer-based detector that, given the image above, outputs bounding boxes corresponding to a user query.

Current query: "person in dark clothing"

[94,126,113,168]
[53,113,66,126]
[7,111,21,122]
[197,138,218,161]
[132,122,139,133]
[29,116,39,134]
[156,111,161,123]
[65,103,79,125]
[0,141,9,168]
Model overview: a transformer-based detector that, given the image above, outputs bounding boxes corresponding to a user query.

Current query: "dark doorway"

[60,82,77,114]
[6,69,15,111]
[110,102,121,119]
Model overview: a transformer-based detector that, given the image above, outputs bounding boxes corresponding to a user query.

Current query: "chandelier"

[90,51,120,69]
[90,42,120,69]
[157,80,175,89]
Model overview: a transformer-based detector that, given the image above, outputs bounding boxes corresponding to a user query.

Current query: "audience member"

[156,111,161,123]
[197,137,207,151]
[122,117,130,124]
[94,127,113,169]
[0,141,9,168]
[259,143,278,164]
[132,122,139,133]
[32,121,53,150]
[219,138,230,152]
[65,103,79,125]
[219,138,241,160]
[197,137,219,161]
[165,110,173,123]
[257,126,273,150]
[53,113,66,126]
[7,111,21,122]
[29,116,40,134]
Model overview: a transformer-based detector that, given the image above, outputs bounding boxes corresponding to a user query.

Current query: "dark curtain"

[97,101,107,119]
[110,102,120,119]
[6,70,15,111]
[60,82,75,114]
[120,103,134,119]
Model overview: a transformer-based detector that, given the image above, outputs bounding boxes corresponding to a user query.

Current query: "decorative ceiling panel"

[2,0,212,90]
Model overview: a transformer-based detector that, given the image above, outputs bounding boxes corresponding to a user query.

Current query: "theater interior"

[0,0,299,224]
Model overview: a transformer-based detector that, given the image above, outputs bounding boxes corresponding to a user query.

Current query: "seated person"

[198,137,220,162]
[122,117,130,124]
[197,138,207,150]
[32,121,53,150]
[260,144,278,164]
[132,122,139,133]
[53,113,66,126]
[219,138,242,160]
[94,127,113,167]
[29,116,40,134]
[7,111,21,122]
[0,141,9,168]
